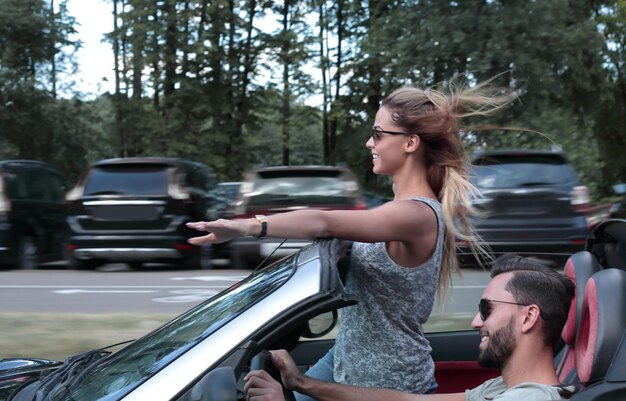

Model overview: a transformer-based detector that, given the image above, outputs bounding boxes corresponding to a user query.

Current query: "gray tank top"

[333,197,444,393]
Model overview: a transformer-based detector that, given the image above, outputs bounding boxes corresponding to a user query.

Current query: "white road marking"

[0,285,226,289]
[153,289,220,303]
[55,289,158,294]
[170,275,247,282]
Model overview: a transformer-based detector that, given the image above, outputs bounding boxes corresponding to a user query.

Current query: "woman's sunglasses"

[478,298,548,321]
[370,128,410,144]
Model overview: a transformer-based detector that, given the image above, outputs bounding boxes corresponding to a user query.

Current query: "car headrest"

[561,251,601,344]
[585,218,626,270]
[575,268,626,385]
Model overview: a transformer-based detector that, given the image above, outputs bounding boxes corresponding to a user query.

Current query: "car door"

[289,322,498,394]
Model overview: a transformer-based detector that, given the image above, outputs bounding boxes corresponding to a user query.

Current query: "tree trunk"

[112,0,125,156]
[151,3,160,109]
[281,1,291,166]
[319,0,330,164]
[328,0,344,165]
[131,1,144,100]
[49,0,57,98]
[163,0,178,115]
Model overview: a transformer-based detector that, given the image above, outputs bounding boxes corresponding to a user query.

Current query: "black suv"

[64,157,217,269]
[464,149,590,263]
[0,160,69,269]
[228,165,366,269]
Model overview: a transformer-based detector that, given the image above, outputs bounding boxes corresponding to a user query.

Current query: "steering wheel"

[249,350,296,401]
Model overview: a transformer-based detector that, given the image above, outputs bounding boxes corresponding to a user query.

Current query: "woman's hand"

[186,219,249,244]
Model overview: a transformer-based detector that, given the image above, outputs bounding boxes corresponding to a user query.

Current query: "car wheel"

[18,236,39,270]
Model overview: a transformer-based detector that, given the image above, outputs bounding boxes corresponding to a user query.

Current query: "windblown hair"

[381,76,515,299]
[491,254,576,346]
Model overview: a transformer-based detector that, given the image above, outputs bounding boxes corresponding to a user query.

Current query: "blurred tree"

[0,0,80,170]
[1,0,624,200]
[264,0,317,165]
[593,0,626,193]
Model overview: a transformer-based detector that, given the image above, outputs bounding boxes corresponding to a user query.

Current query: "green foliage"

[0,0,623,200]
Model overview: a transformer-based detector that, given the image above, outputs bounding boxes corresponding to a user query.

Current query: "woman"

[187,77,515,397]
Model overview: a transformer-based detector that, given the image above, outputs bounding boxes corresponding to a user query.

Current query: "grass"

[0,313,172,360]
[0,312,475,361]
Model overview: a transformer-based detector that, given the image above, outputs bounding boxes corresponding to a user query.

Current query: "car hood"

[0,358,61,401]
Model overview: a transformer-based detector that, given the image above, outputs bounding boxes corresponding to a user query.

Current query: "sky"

[63,1,320,104]
[66,0,115,97]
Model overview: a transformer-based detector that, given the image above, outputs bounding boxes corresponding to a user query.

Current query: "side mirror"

[301,311,338,339]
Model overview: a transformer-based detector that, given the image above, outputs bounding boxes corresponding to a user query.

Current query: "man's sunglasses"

[478,298,548,321]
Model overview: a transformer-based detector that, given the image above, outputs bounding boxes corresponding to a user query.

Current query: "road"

[0,262,492,316]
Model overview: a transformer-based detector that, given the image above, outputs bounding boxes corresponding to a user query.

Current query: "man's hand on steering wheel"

[244,369,286,401]
[244,349,305,401]
[268,349,304,391]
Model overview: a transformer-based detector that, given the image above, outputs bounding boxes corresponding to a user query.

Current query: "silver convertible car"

[2,220,626,401]
[1,239,356,401]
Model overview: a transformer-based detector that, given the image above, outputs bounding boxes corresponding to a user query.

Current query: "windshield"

[471,156,576,188]
[248,174,352,206]
[63,256,296,401]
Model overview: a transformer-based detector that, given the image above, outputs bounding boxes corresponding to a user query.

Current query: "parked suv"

[0,160,69,269]
[464,149,590,263]
[228,165,366,269]
[64,157,217,269]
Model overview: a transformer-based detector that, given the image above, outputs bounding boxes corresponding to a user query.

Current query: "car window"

[0,163,66,205]
[3,171,29,200]
[471,155,577,188]
[66,255,296,400]
[3,167,49,201]
[218,183,241,200]
[45,171,67,202]
[83,165,170,196]
[249,175,351,206]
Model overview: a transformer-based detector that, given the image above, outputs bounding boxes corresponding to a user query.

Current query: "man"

[244,254,576,401]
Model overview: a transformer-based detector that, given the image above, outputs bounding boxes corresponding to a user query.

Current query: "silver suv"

[227,165,366,269]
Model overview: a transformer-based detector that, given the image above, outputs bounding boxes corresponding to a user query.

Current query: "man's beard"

[477,317,516,369]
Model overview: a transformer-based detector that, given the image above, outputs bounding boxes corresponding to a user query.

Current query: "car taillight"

[168,184,191,201]
[571,185,590,213]
[65,185,85,201]
[0,176,9,220]
[353,202,368,210]
[175,243,196,251]
[0,196,10,221]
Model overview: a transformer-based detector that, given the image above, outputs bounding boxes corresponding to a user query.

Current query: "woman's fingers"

[187,233,215,245]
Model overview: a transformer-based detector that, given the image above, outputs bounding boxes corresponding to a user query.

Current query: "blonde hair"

[381,76,516,299]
